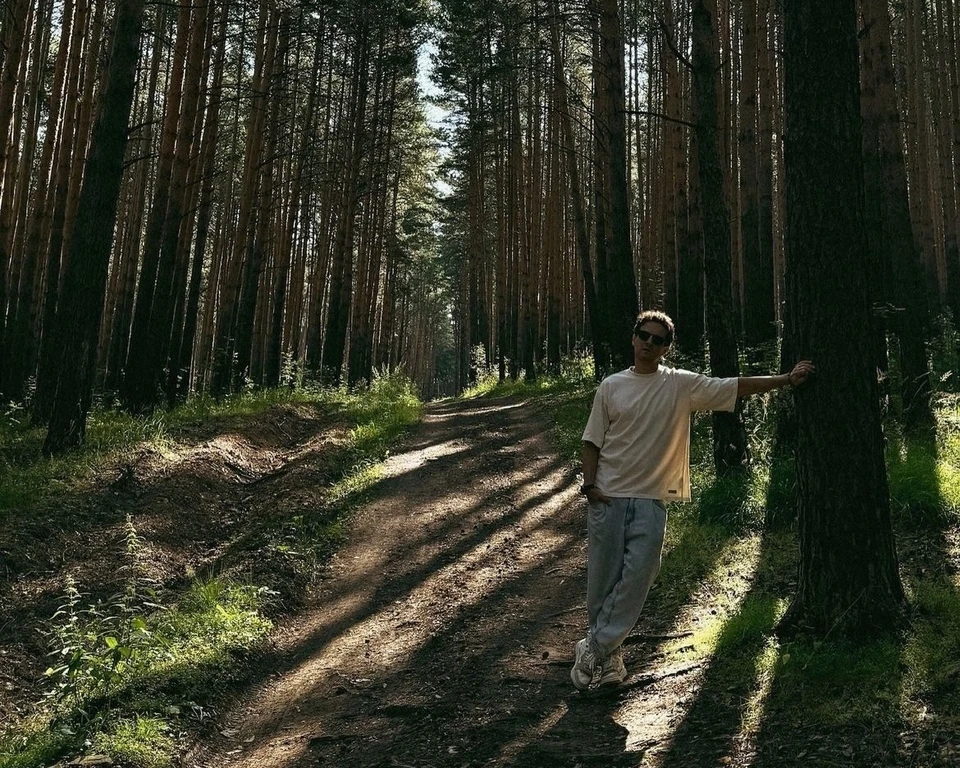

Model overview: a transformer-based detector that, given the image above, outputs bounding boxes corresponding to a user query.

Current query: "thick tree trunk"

[122,0,193,411]
[31,0,92,424]
[780,0,906,636]
[593,0,638,368]
[43,0,145,453]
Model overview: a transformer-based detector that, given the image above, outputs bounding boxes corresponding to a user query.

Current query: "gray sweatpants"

[586,497,667,659]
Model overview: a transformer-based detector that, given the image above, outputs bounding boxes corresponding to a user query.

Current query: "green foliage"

[902,581,960,707]
[0,724,80,768]
[886,395,960,526]
[929,313,960,393]
[91,717,175,768]
[43,517,156,702]
[342,370,424,453]
[6,568,272,768]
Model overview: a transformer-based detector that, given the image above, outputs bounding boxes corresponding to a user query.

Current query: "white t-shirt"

[581,365,738,502]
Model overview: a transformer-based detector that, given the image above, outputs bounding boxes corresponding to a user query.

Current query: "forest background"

[2,0,960,763]
[0,0,958,446]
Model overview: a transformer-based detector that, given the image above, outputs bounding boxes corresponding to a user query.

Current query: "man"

[572,310,814,690]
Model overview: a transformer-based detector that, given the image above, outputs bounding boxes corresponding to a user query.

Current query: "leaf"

[104,636,119,649]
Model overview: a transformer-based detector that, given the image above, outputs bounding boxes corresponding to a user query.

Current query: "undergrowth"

[0,373,423,768]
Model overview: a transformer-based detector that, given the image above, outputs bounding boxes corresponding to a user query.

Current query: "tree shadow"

[654,527,788,768]
[653,428,960,768]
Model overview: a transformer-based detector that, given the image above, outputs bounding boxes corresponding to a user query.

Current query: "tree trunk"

[321,20,370,385]
[860,0,934,431]
[692,0,747,475]
[548,0,606,376]
[43,0,145,453]
[0,0,30,371]
[780,0,906,636]
[739,0,775,347]
[593,0,638,368]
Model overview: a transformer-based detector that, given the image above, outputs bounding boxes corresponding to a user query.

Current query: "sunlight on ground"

[431,400,529,418]
[227,433,579,766]
[666,535,764,658]
[733,642,780,766]
[616,535,765,759]
[490,701,569,764]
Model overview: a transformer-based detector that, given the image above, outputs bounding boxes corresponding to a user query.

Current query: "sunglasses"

[635,329,668,346]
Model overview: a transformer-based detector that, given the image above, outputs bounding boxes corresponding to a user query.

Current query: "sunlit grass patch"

[91,716,175,768]
[328,461,383,506]
[886,410,960,525]
[901,581,960,709]
[771,637,902,724]
[148,580,273,673]
[0,721,79,768]
[660,529,766,659]
[459,371,502,399]
[1,575,271,768]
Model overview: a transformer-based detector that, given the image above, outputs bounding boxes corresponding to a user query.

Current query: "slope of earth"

[0,402,349,722]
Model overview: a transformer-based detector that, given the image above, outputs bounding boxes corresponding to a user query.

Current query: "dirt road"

[185,395,679,767]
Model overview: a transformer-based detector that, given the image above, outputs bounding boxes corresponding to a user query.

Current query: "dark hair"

[633,310,675,346]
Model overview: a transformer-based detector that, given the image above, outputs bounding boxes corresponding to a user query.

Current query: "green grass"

[1,373,424,768]
[0,577,271,768]
[92,717,175,768]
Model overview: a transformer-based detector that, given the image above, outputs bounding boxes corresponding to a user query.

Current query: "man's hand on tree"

[788,360,816,387]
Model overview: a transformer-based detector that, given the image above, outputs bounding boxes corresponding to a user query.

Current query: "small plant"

[43,517,156,703]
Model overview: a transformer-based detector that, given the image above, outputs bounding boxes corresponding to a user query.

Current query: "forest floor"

[2,392,959,767]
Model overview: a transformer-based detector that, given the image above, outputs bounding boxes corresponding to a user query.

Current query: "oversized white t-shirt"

[581,366,738,502]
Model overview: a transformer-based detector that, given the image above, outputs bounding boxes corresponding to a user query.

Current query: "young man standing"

[572,310,814,690]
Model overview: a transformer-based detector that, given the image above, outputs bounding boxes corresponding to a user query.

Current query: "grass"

[0,373,423,768]
[0,375,423,515]
[92,717,175,768]
[0,577,273,768]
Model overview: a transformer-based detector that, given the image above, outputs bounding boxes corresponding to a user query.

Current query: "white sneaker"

[570,637,597,690]
[597,646,626,687]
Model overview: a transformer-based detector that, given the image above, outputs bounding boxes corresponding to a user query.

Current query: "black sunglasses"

[635,329,668,346]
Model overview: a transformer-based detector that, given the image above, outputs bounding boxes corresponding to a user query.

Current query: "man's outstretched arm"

[737,360,815,398]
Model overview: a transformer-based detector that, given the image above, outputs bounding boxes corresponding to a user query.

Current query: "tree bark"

[860,0,934,431]
[739,0,775,347]
[780,0,906,636]
[692,0,747,475]
[593,0,638,368]
[43,0,145,453]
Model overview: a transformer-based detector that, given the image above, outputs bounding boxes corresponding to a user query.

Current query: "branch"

[658,15,693,71]
[622,108,696,129]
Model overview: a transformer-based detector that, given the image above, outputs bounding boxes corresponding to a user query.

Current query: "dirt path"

[182,395,689,767]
